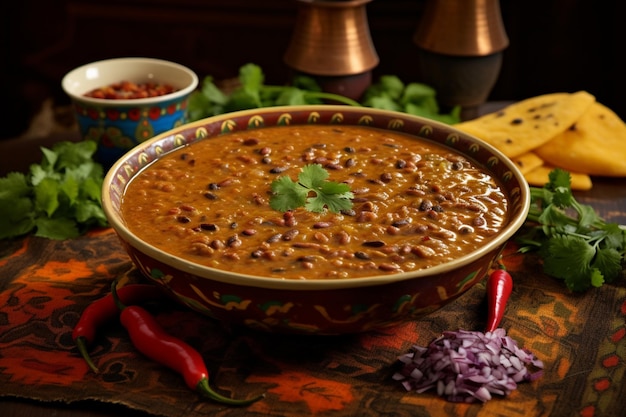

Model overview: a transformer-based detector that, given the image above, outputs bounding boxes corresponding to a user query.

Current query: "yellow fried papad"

[524,165,593,191]
[511,152,544,174]
[534,101,626,177]
[454,91,595,158]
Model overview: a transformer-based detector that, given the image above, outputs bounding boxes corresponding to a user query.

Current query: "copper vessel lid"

[413,0,509,57]
[284,0,379,76]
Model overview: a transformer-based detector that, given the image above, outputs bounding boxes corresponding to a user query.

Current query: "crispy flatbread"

[524,165,593,191]
[454,91,596,158]
[534,101,626,176]
[511,152,544,174]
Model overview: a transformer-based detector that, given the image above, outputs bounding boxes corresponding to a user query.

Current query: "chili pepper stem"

[111,280,127,311]
[197,377,265,406]
[75,336,99,373]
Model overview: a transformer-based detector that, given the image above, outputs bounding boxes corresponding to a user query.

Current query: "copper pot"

[284,0,379,100]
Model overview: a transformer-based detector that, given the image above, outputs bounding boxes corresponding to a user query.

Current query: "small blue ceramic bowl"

[62,57,198,168]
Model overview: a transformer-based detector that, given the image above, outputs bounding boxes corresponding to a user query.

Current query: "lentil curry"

[121,125,508,279]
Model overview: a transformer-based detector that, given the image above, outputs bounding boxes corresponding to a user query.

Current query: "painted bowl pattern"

[103,105,530,334]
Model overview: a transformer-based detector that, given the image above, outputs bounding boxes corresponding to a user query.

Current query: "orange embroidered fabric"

[1,229,625,417]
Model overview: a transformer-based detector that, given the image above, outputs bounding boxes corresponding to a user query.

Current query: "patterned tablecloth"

[1,226,625,417]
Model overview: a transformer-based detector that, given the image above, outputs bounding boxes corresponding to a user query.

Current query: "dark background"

[2,0,625,140]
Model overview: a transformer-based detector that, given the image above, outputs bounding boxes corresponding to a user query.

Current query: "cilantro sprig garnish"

[0,140,108,240]
[269,164,353,214]
[516,169,626,291]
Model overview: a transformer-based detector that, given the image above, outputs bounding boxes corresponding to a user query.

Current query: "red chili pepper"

[485,265,513,332]
[73,284,164,373]
[111,282,264,406]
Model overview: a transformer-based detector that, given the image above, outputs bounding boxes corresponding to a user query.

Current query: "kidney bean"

[356,211,378,223]
[210,240,225,250]
[386,226,400,235]
[354,251,370,260]
[411,245,436,258]
[406,187,426,197]
[292,242,321,249]
[363,240,385,248]
[282,229,299,241]
[380,172,393,183]
[313,222,332,229]
[270,166,289,174]
[243,138,259,146]
[335,231,351,245]
[313,232,329,243]
[266,234,282,243]
[379,263,400,272]
[238,155,256,164]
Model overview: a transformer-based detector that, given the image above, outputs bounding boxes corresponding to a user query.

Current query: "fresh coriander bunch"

[0,140,108,240]
[516,169,626,291]
[187,63,460,124]
[187,63,361,121]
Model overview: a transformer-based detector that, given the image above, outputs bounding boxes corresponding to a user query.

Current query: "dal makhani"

[120,125,508,279]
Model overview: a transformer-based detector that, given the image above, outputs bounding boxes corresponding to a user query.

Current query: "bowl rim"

[61,57,199,106]
[102,105,531,290]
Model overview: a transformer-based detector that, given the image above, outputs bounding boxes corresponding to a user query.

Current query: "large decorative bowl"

[62,57,198,168]
[102,105,530,335]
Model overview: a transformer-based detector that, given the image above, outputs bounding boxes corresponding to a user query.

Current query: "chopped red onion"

[393,328,544,403]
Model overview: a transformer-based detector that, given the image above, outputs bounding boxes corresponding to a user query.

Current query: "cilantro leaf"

[200,76,228,104]
[306,181,354,213]
[269,176,308,212]
[539,235,596,291]
[275,87,309,106]
[0,140,108,240]
[53,140,98,170]
[298,164,329,189]
[602,222,626,251]
[361,95,401,112]
[0,172,30,199]
[187,76,227,121]
[291,74,323,92]
[592,247,623,283]
[0,197,35,239]
[34,177,60,217]
[270,164,353,214]
[34,216,80,240]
